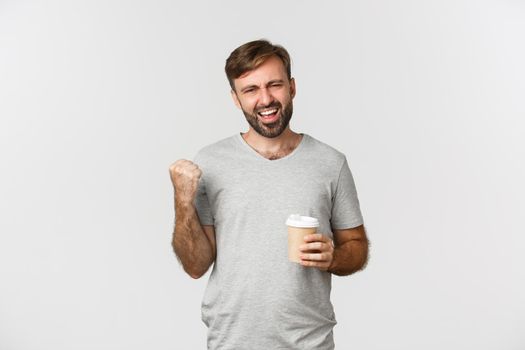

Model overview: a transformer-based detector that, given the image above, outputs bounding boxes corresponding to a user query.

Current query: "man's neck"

[241,128,302,160]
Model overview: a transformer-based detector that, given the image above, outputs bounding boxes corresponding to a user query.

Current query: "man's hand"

[169,159,202,204]
[299,233,335,271]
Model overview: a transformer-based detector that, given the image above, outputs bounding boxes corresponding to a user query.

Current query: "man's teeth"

[259,108,278,116]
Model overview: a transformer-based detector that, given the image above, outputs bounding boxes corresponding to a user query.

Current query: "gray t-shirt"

[190,132,364,350]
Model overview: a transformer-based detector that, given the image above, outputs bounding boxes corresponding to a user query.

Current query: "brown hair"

[225,39,292,91]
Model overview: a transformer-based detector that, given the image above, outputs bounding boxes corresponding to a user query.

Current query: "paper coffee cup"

[286,214,319,263]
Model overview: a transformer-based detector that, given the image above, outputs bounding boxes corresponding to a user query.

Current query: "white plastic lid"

[285,214,319,228]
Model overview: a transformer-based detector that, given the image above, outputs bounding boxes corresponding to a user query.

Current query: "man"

[169,39,369,350]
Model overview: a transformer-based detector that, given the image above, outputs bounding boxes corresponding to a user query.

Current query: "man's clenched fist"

[169,159,202,204]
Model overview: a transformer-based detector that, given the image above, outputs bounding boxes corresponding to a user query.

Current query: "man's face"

[231,55,296,138]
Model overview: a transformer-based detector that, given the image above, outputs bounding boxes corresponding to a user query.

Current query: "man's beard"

[241,100,293,138]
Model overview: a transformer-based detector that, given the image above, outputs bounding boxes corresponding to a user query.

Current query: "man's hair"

[225,39,292,91]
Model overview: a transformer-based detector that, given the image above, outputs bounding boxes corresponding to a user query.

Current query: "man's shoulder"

[305,133,347,163]
[193,134,238,163]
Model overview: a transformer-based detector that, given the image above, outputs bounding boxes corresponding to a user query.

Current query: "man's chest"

[203,164,337,220]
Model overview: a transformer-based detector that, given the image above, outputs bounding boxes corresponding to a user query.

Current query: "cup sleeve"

[330,156,364,230]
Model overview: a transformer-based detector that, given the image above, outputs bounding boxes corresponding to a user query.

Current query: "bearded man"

[169,39,369,350]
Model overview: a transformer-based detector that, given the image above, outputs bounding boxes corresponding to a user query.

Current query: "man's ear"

[231,89,241,109]
[290,77,296,98]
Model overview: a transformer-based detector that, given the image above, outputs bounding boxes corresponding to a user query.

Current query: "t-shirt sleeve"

[192,153,214,226]
[193,175,214,225]
[331,156,364,229]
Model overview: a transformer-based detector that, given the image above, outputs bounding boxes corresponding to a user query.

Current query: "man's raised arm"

[169,159,216,279]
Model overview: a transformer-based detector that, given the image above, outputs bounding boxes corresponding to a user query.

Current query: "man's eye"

[244,89,255,93]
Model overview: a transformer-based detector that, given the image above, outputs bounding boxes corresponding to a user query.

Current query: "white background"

[1,0,524,349]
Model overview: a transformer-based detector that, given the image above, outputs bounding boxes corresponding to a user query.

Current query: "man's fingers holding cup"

[300,256,332,270]
[299,233,334,270]
[299,241,332,252]
[300,252,331,261]
[301,234,334,251]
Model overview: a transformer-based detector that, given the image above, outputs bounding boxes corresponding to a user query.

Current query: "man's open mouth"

[257,108,279,121]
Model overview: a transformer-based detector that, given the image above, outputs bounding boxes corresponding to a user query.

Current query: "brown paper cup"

[287,225,317,263]
[285,214,320,263]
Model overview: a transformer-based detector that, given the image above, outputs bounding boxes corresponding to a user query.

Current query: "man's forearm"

[328,238,369,276]
[172,200,213,279]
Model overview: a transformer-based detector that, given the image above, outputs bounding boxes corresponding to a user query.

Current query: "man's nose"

[259,88,274,106]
